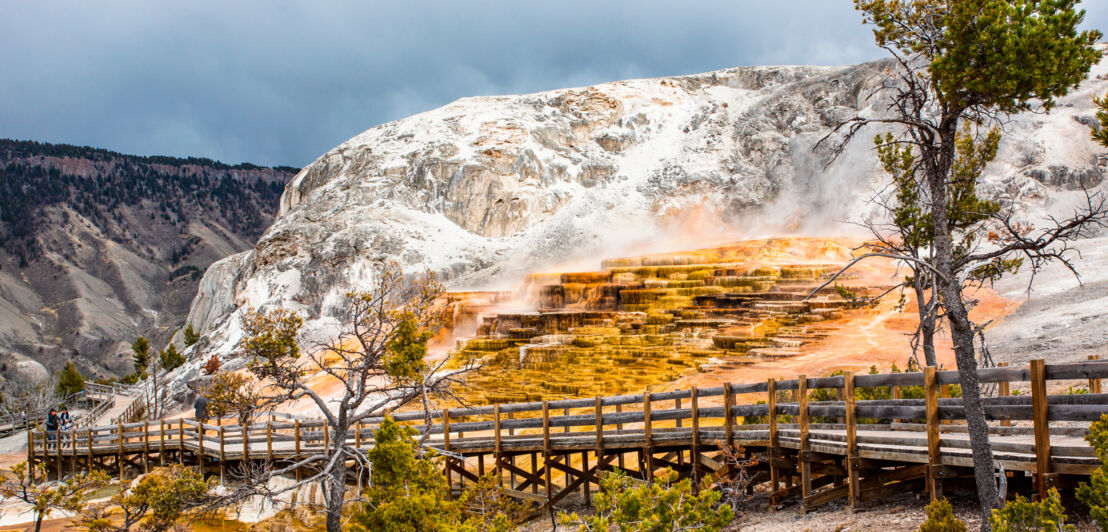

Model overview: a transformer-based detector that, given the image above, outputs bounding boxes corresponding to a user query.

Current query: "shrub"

[1077,413,1108,530]
[919,498,967,532]
[989,488,1074,532]
[559,468,732,532]
[202,354,221,375]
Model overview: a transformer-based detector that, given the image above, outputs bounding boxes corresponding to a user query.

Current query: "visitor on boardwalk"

[194,395,209,423]
[59,407,72,431]
[45,408,58,444]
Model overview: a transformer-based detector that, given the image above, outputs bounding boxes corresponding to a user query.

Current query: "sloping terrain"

[0,140,297,383]
[176,49,1108,386]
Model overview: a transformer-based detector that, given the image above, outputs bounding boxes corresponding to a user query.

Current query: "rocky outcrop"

[181,52,1108,372]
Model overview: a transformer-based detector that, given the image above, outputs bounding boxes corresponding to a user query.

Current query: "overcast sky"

[2,1,1106,168]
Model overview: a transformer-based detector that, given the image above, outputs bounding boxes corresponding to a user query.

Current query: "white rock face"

[181,53,1108,370]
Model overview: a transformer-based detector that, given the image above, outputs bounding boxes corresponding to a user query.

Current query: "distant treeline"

[0,139,298,265]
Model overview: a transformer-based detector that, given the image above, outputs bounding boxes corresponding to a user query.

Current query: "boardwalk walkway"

[28,357,1108,512]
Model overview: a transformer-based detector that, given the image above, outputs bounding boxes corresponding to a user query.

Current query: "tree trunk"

[927,116,999,530]
[34,514,42,532]
[911,277,938,368]
[325,428,348,532]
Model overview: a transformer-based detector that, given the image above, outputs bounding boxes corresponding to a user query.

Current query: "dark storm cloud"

[1,1,1106,167]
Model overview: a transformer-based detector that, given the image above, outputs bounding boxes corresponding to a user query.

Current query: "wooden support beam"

[219,426,226,484]
[589,396,602,453]
[724,383,735,449]
[844,372,858,509]
[159,420,166,466]
[643,391,653,481]
[768,378,779,508]
[1031,359,1052,500]
[925,366,941,501]
[178,422,184,465]
[267,420,273,463]
[119,420,126,481]
[798,375,812,502]
[493,405,502,482]
[294,419,301,482]
[998,363,1011,427]
[691,386,700,486]
[542,400,551,515]
[143,421,150,474]
[1090,355,1102,394]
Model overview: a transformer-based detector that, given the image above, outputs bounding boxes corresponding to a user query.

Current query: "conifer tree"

[826,2,1105,526]
[55,361,86,396]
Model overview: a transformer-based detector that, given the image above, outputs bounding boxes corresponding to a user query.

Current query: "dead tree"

[222,262,473,532]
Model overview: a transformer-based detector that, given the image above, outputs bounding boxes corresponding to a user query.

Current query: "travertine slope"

[182,52,1108,376]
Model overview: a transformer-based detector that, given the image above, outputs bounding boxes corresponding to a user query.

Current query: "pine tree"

[182,324,199,347]
[131,337,150,374]
[159,344,186,371]
[55,361,85,396]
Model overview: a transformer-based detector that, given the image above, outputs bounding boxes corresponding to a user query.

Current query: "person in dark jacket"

[193,395,209,423]
[59,407,72,431]
[45,408,59,444]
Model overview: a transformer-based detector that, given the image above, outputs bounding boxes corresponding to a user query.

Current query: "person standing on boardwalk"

[59,406,72,431]
[45,408,58,445]
[193,395,209,423]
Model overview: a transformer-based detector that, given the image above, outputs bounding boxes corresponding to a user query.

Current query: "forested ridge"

[0,138,297,265]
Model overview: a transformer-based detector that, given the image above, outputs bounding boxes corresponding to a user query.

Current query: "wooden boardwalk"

[28,357,1108,512]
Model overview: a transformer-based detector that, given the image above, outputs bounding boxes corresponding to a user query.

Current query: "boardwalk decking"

[29,357,1108,512]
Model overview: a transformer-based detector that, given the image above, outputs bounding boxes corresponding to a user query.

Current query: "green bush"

[989,488,1074,532]
[559,468,732,532]
[919,498,966,532]
[1077,413,1108,530]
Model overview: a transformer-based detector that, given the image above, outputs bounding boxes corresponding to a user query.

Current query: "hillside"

[0,139,297,384]
[169,51,1108,394]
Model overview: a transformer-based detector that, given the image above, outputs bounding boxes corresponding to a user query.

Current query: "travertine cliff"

[181,53,1108,375]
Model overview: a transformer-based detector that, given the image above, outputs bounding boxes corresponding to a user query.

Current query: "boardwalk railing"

[29,357,1108,512]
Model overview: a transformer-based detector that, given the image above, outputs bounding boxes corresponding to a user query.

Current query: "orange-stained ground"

[669,281,1021,392]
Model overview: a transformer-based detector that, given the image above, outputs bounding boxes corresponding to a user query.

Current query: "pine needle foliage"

[559,468,733,532]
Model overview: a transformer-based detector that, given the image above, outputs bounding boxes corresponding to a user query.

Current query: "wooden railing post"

[844,372,858,509]
[178,421,184,465]
[924,366,941,501]
[197,422,205,477]
[143,421,150,474]
[118,419,126,481]
[594,397,604,456]
[1031,359,1052,499]
[1090,355,1102,394]
[615,403,625,470]
[998,362,1011,427]
[493,405,502,483]
[768,378,779,507]
[798,375,811,505]
[355,421,362,450]
[643,391,653,482]
[724,383,735,449]
[26,429,33,483]
[159,419,166,466]
[690,386,700,486]
[294,419,302,482]
[218,426,226,484]
[86,428,93,470]
[541,400,551,515]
